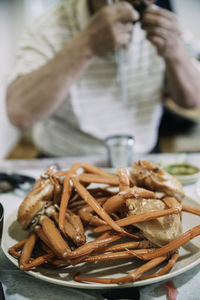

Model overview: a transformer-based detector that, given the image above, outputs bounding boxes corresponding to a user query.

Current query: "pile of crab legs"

[8,160,200,284]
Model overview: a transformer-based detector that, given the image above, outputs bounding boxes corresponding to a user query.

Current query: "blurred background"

[0,0,200,159]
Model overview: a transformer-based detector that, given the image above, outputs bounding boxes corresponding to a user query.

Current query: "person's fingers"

[145,6,177,22]
[146,34,165,52]
[121,22,134,33]
[143,26,169,40]
[143,14,172,30]
[109,2,140,23]
[113,23,133,46]
[117,32,132,48]
[85,1,139,55]
[142,7,179,32]
[142,22,181,39]
[115,22,134,33]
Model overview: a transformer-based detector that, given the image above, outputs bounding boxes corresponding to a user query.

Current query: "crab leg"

[129,187,156,198]
[78,173,119,186]
[65,209,86,245]
[78,208,106,226]
[20,251,55,271]
[78,202,107,226]
[79,162,116,178]
[182,204,200,216]
[28,232,114,268]
[163,197,182,211]
[54,162,81,177]
[51,248,154,267]
[74,255,167,284]
[47,232,122,264]
[34,225,54,249]
[138,252,179,281]
[66,208,86,232]
[71,176,129,236]
[19,233,37,269]
[69,198,87,210]
[103,187,155,214]
[117,168,130,191]
[58,174,72,234]
[94,205,182,233]
[46,206,86,246]
[111,212,120,221]
[103,193,132,215]
[63,162,112,177]
[163,196,182,220]
[71,197,108,214]
[52,175,62,204]
[68,232,122,259]
[86,188,116,197]
[72,195,107,209]
[56,162,115,178]
[82,249,154,262]
[94,240,152,254]
[48,258,71,267]
[136,225,200,261]
[69,188,115,205]
[8,238,29,258]
[41,216,121,258]
[50,232,112,265]
[39,215,71,258]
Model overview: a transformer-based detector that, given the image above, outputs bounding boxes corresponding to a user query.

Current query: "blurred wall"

[0,1,21,160]
[0,0,199,159]
[0,0,61,159]
[174,0,200,39]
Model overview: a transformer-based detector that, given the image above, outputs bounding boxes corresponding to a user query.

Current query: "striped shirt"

[8,0,165,156]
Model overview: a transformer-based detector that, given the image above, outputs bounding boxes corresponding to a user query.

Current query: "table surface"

[1,153,200,300]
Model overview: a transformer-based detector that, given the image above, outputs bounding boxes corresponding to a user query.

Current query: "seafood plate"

[6,161,200,285]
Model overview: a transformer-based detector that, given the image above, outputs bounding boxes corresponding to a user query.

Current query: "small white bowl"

[164,164,200,185]
[176,172,200,185]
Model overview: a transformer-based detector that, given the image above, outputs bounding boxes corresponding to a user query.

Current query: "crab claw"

[17,170,55,230]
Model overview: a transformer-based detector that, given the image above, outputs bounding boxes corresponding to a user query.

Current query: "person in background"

[6,0,200,157]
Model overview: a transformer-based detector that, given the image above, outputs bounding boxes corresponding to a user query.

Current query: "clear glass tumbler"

[105,135,135,168]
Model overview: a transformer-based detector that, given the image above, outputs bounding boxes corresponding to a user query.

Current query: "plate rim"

[2,197,200,290]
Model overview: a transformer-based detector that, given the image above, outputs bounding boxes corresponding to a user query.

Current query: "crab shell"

[130,160,185,202]
[126,198,182,247]
[17,176,54,230]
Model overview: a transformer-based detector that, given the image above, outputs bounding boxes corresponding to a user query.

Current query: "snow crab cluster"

[8,160,200,284]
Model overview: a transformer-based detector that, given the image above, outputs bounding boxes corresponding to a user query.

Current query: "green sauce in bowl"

[164,164,200,176]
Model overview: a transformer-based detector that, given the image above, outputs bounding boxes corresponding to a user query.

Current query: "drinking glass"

[105,135,135,168]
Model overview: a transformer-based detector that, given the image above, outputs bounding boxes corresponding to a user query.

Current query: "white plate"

[2,197,200,290]
[195,178,200,199]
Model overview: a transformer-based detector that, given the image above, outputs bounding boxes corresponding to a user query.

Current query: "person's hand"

[141,6,183,61]
[83,2,139,56]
